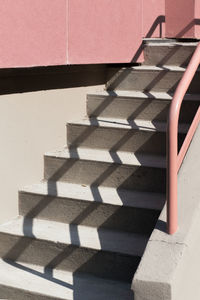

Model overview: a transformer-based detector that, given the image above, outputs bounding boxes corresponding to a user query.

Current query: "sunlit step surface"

[0,217,148,257]
[20,181,165,210]
[0,259,133,300]
[45,147,166,168]
[87,91,200,121]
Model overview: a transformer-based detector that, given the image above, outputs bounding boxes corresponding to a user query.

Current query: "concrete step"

[106,65,200,93]
[20,181,165,211]
[19,181,165,219]
[46,147,167,168]
[0,233,140,284]
[143,41,197,66]
[44,147,166,193]
[19,182,161,233]
[87,90,200,122]
[0,217,146,279]
[0,217,148,257]
[67,117,187,155]
[0,259,134,300]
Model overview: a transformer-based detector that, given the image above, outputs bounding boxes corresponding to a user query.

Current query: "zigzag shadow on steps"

[1,151,141,298]
[1,144,160,297]
[3,259,135,299]
[2,28,200,298]
[3,259,72,289]
[107,38,199,94]
[0,90,169,297]
[0,111,189,298]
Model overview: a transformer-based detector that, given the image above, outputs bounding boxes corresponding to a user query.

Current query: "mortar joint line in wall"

[66,0,69,64]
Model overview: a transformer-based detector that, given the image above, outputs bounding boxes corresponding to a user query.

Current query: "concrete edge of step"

[106,65,200,71]
[44,147,167,169]
[143,38,199,46]
[86,90,200,102]
[0,216,149,257]
[66,117,190,134]
[0,259,134,300]
[19,181,165,211]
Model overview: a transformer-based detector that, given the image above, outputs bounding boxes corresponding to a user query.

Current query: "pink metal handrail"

[167,43,200,235]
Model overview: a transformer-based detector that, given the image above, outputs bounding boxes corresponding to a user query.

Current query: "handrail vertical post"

[167,117,178,234]
[166,42,200,235]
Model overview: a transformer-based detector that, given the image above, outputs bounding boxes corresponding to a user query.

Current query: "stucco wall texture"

[166,0,200,38]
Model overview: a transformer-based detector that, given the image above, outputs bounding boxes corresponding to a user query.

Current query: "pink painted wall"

[166,0,200,38]
[68,0,142,64]
[68,0,165,64]
[195,1,200,38]
[0,0,165,67]
[142,0,165,38]
[0,0,67,68]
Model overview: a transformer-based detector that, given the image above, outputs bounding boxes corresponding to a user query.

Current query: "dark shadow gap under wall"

[0,64,107,95]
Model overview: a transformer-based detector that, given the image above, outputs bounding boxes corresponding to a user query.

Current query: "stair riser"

[86,95,199,122]
[0,233,140,282]
[67,123,185,155]
[19,192,160,234]
[44,156,166,193]
[106,69,200,92]
[143,44,195,66]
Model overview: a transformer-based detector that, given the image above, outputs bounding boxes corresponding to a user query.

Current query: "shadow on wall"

[1,15,200,300]
[174,18,200,38]
[132,15,165,62]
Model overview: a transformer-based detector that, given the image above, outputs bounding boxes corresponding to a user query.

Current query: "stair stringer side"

[132,124,200,300]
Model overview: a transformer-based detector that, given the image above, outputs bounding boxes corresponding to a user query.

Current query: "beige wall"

[0,85,103,224]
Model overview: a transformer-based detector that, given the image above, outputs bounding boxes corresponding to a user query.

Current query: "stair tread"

[45,147,166,169]
[144,40,198,47]
[67,117,189,133]
[0,217,148,256]
[21,181,165,210]
[109,65,199,72]
[88,90,200,101]
[0,259,133,300]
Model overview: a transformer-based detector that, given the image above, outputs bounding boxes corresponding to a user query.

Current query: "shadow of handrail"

[131,15,165,62]
[175,18,200,38]
[3,14,200,299]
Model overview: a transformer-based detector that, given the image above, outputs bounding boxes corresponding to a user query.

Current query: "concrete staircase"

[0,40,199,299]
